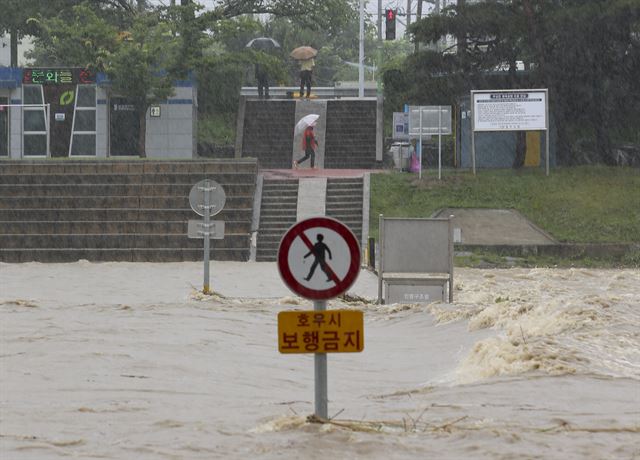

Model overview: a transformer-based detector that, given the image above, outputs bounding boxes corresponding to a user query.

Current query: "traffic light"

[385,8,397,40]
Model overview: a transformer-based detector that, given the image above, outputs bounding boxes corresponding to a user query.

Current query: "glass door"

[109,96,140,156]
[69,85,97,156]
[22,85,48,157]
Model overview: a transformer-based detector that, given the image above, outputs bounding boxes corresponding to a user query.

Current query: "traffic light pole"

[377,0,384,162]
[359,0,365,98]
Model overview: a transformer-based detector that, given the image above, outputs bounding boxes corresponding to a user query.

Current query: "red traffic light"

[386,8,396,21]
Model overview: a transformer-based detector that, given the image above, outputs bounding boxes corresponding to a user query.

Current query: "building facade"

[0,67,196,160]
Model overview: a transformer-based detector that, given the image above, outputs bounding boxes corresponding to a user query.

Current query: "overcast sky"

[149,0,438,37]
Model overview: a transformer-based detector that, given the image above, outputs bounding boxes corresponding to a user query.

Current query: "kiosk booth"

[0,67,196,159]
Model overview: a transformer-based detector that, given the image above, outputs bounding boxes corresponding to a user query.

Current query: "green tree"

[404,0,640,166]
[29,0,376,151]
[0,0,47,66]
[32,3,181,157]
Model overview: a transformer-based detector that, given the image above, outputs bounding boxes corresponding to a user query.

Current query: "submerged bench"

[377,215,454,304]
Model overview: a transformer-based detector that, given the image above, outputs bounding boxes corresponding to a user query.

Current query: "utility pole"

[376,0,383,163]
[407,0,412,26]
[359,0,365,98]
[10,28,17,68]
[415,0,423,52]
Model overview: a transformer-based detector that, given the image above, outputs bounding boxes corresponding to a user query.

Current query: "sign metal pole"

[545,89,550,176]
[314,299,328,419]
[277,217,362,422]
[471,93,476,175]
[203,180,211,293]
[419,108,423,180]
[438,105,442,180]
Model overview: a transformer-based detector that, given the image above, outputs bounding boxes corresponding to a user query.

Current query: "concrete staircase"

[0,160,257,262]
[238,98,380,169]
[255,176,366,262]
[325,177,364,244]
[255,178,298,262]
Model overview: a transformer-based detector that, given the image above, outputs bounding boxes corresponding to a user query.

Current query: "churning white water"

[1,262,638,459]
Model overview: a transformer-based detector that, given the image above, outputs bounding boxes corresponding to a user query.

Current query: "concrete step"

[328,198,364,205]
[0,220,251,235]
[0,208,252,222]
[0,173,257,186]
[257,221,296,229]
[0,159,258,175]
[0,196,253,210]
[0,247,250,263]
[0,183,255,197]
[0,233,250,250]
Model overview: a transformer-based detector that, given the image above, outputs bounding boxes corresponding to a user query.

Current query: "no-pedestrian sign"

[278,217,361,300]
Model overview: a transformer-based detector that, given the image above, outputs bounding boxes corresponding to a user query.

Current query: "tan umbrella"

[290,46,317,60]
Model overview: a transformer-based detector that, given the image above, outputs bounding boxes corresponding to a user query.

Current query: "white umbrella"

[294,114,319,135]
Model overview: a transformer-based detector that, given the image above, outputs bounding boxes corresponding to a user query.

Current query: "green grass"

[198,113,236,145]
[454,248,640,269]
[370,166,640,244]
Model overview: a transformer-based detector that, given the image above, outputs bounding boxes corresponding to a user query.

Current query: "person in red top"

[294,125,319,168]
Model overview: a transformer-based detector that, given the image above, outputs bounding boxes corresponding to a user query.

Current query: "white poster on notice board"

[472,90,547,132]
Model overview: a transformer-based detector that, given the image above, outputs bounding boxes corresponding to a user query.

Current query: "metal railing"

[240,85,377,99]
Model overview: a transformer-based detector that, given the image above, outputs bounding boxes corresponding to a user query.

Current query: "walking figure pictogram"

[303,234,333,282]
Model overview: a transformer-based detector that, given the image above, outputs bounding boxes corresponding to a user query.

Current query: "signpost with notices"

[188,179,226,294]
[471,89,549,176]
[277,217,362,420]
[407,105,452,180]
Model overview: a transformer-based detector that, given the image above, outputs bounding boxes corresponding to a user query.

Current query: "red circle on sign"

[278,217,361,300]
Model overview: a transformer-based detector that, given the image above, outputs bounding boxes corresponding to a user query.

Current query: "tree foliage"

[401,0,640,165]
[22,0,378,149]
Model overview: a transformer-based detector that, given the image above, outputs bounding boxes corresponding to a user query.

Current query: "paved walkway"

[433,208,557,245]
[261,168,377,179]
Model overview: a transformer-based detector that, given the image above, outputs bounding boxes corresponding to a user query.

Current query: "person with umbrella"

[290,46,317,98]
[246,37,281,99]
[294,114,320,169]
[255,62,270,98]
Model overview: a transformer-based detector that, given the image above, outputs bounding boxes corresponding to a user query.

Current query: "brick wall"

[241,100,296,168]
[324,100,377,169]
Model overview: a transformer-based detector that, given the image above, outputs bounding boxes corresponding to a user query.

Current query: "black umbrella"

[246,37,281,50]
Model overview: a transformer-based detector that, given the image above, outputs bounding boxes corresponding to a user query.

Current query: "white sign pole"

[419,109,423,180]
[203,180,211,293]
[314,299,328,419]
[545,90,550,176]
[46,104,51,158]
[471,96,476,175]
[438,105,442,180]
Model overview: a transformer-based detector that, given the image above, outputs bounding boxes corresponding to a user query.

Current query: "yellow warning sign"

[278,310,364,354]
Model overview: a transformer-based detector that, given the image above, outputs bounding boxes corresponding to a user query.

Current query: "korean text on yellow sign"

[278,310,364,354]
